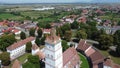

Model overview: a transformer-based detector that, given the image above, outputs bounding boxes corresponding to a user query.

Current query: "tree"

[76,30,87,40]
[0,52,10,66]
[117,21,120,25]
[29,28,35,37]
[62,40,69,52]
[35,38,40,46]
[116,45,120,55]
[20,31,26,40]
[25,16,31,20]
[56,27,63,38]
[0,34,16,51]
[40,36,46,45]
[114,30,120,45]
[37,28,43,38]
[23,55,40,68]
[61,23,71,34]
[28,55,39,64]
[71,21,79,29]
[45,24,51,29]
[26,42,32,52]
[98,34,113,50]
[28,55,40,68]
[64,30,72,41]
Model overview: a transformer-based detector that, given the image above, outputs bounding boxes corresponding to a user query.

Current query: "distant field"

[99,16,120,21]
[0,13,24,20]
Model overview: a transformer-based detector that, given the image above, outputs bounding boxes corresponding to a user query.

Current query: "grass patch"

[79,53,89,68]
[9,53,31,68]
[17,53,31,63]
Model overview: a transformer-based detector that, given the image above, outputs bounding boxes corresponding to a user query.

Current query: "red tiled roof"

[90,50,104,65]
[77,39,90,51]
[77,39,104,67]
[93,65,98,68]
[7,37,35,50]
[63,47,80,67]
[12,29,20,33]
[45,35,60,44]
[85,46,96,56]
[113,64,120,68]
[12,59,21,68]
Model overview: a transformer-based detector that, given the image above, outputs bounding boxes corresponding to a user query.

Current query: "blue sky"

[0,0,120,3]
[0,0,93,3]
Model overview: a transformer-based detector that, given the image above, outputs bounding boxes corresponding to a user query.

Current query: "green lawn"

[79,53,89,68]
[0,13,15,19]
[99,50,120,65]
[9,53,31,68]
[17,53,31,63]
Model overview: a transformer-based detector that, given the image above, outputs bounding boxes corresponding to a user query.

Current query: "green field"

[0,13,24,20]
[79,53,89,68]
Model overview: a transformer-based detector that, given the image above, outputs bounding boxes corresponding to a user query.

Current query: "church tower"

[45,28,63,68]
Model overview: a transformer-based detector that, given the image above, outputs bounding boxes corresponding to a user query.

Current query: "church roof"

[45,28,60,44]
[32,44,39,50]
[63,47,80,67]
[7,37,35,51]
[12,59,21,68]
[77,39,90,51]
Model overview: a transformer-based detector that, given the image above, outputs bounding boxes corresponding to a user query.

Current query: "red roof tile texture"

[7,37,35,50]
[12,60,21,68]
[63,47,80,67]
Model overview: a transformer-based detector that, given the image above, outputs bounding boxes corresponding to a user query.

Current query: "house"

[77,39,105,68]
[31,44,45,60]
[11,29,21,35]
[42,28,51,34]
[63,47,80,68]
[77,17,87,23]
[7,37,35,60]
[77,39,120,68]
[104,58,120,68]
[12,60,22,68]
[44,28,81,68]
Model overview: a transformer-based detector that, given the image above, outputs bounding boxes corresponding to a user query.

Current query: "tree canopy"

[20,31,26,40]
[114,30,120,45]
[29,28,36,37]
[37,28,43,38]
[62,40,69,52]
[0,52,10,66]
[35,38,41,46]
[64,30,72,41]
[0,34,16,51]
[26,42,32,53]
[98,34,113,50]
[23,55,40,68]
[76,30,87,40]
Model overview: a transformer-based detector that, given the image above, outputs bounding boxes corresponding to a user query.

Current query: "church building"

[44,28,81,68]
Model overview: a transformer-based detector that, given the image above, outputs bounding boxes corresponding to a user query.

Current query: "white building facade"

[45,28,63,68]
[7,37,35,60]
